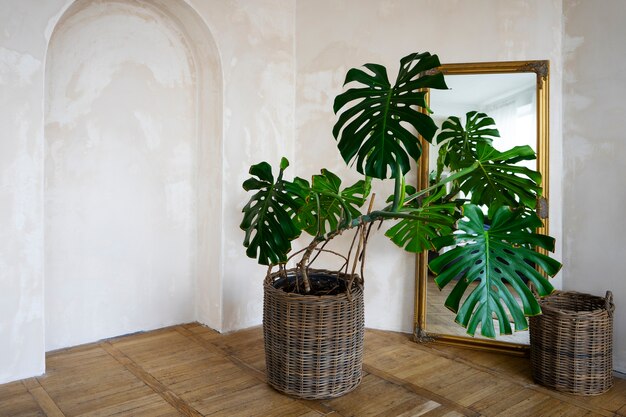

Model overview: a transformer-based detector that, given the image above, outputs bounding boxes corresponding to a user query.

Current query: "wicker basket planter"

[263,268,364,400]
[529,291,614,395]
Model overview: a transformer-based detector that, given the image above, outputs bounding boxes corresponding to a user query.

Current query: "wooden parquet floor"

[1,323,625,417]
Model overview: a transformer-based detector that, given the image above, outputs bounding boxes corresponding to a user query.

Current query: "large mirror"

[414,61,550,355]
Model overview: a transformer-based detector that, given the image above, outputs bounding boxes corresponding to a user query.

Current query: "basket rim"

[264,267,363,301]
[538,290,614,316]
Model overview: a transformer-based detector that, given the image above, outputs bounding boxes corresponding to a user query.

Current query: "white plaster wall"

[190,0,296,332]
[295,0,564,333]
[562,0,626,373]
[0,0,66,385]
[44,0,202,350]
[0,0,294,382]
[43,0,296,344]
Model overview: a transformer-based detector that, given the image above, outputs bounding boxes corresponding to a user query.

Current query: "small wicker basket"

[529,290,614,395]
[263,268,364,400]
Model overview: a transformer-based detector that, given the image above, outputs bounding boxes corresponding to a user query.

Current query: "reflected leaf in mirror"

[453,143,543,216]
[433,112,542,216]
[435,111,500,177]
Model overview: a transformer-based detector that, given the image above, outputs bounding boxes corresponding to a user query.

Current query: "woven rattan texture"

[263,269,364,400]
[529,291,614,395]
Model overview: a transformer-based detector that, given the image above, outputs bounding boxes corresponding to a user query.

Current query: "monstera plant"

[240,51,560,399]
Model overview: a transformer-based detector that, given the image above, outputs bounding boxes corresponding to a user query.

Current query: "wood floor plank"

[578,375,626,414]
[73,393,179,417]
[21,379,65,417]
[530,398,586,417]
[362,364,479,417]
[372,398,440,417]
[323,374,436,417]
[421,406,465,417]
[438,373,503,407]
[1,323,624,417]
[366,328,622,417]
[38,343,179,417]
[189,381,306,416]
[492,391,553,417]
[113,327,324,417]
[0,381,46,417]
[469,381,531,415]
[101,341,204,417]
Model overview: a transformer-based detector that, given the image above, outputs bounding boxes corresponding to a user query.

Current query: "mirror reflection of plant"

[420,112,555,336]
[435,111,500,175]
[240,52,561,338]
[434,111,542,215]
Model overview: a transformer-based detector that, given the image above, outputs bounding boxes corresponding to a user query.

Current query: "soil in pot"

[271,271,352,295]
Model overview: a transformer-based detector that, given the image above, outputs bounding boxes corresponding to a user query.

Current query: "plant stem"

[299,229,344,293]
[298,240,318,293]
[296,164,478,292]
[382,163,477,211]
[391,164,404,212]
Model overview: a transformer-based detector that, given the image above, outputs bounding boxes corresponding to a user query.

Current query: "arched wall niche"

[44,0,223,350]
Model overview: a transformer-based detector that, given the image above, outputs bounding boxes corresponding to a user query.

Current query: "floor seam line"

[402,336,615,417]
[362,364,480,417]
[174,325,342,417]
[100,341,204,417]
[21,378,66,417]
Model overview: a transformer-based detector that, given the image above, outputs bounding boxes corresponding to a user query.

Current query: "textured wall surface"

[295,0,564,333]
[43,0,296,343]
[0,0,66,385]
[0,0,294,382]
[190,0,296,332]
[45,0,201,350]
[563,0,626,373]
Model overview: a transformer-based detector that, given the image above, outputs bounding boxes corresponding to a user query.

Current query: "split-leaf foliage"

[240,52,561,338]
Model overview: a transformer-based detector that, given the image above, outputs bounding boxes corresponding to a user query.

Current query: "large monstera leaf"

[385,187,459,253]
[429,205,562,338]
[240,158,305,265]
[297,170,371,236]
[455,143,542,215]
[333,52,448,179]
[436,111,500,172]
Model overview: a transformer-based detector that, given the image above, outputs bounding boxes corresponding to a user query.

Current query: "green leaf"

[429,205,562,338]
[333,52,448,179]
[453,143,542,215]
[240,159,305,265]
[385,188,459,253]
[297,170,371,236]
[436,111,500,171]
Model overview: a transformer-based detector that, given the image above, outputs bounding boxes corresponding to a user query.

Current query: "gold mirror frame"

[414,60,550,356]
